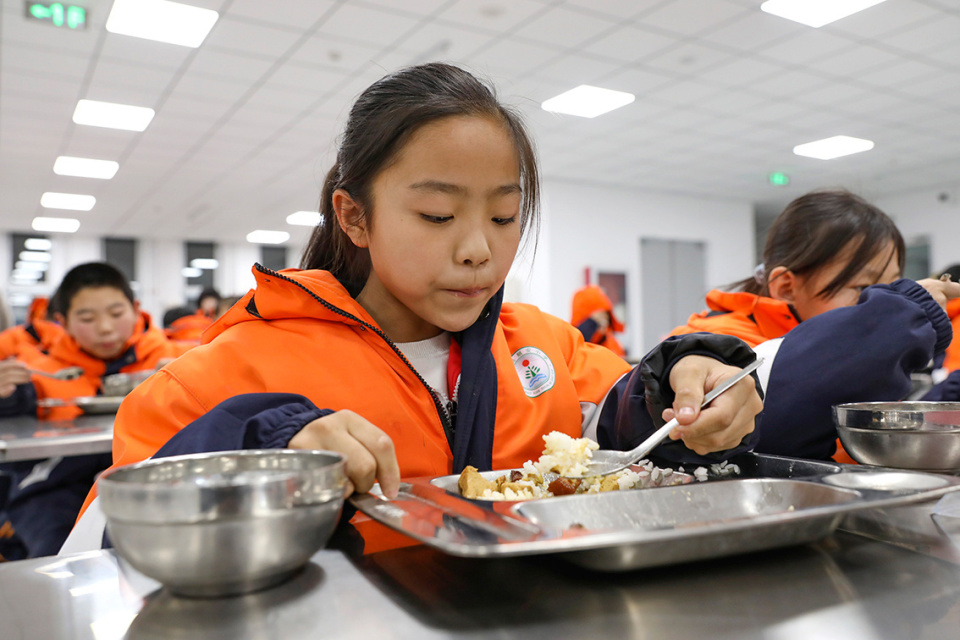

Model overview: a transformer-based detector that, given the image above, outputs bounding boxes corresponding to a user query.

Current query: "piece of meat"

[548,477,582,496]
[458,465,498,499]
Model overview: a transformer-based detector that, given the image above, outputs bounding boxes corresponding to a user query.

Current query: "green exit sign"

[25,2,87,30]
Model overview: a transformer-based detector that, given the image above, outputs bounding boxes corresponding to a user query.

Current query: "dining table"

[0,413,114,462]
[2,499,960,640]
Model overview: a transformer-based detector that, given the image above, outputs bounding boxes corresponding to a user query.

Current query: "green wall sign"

[25,2,87,30]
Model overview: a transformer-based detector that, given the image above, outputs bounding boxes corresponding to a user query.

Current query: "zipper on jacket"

[253,264,457,446]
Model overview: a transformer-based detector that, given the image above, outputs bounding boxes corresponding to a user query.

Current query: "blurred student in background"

[670,190,959,462]
[0,262,181,560]
[937,264,960,372]
[570,284,626,358]
[164,287,222,344]
[0,296,63,361]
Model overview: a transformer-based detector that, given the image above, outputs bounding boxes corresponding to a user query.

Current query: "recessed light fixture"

[246,230,291,245]
[793,135,875,160]
[541,85,635,118]
[286,211,322,227]
[54,156,120,179]
[106,0,219,48]
[19,250,52,262]
[33,217,81,233]
[181,267,203,278]
[23,238,52,251]
[41,192,96,211]
[73,99,155,132]
[760,0,888,28]
[16,260,50,272]
[190,258,219,270]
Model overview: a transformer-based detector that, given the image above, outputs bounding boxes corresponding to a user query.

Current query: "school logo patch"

[512,346,556,398]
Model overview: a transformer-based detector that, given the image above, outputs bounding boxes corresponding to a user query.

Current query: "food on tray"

[457,431,689,501]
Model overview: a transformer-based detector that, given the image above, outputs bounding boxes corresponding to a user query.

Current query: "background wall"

[877,188,960,277]
[505,180,755,356]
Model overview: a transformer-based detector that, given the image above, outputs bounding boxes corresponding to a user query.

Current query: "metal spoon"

[27,365,85,381]
[564,357,764,478]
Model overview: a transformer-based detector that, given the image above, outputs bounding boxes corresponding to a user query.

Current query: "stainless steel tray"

[350,453,960,571]
[38,396,124,414]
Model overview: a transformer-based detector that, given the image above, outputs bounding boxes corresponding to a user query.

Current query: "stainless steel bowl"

[98,449,347,597]
[833,402,960,472]
[101,370,154,397]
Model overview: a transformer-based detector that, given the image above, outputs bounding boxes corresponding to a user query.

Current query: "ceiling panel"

[2,0,959,242]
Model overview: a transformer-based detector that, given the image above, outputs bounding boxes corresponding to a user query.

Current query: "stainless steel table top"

[2,528,960,640]
[0,414,114,461]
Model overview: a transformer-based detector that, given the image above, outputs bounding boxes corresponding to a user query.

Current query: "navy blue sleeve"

[597,333,761,465]
[153,393,333,459]
[757,279,953,460]
[577,318,600,343]
[0,383,37,417]
[922,370,960,401]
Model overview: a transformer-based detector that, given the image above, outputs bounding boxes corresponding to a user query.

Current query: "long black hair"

[300,63,540,294]
[739,190,905,298]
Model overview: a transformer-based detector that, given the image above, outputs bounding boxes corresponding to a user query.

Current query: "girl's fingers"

[289,410,400,498]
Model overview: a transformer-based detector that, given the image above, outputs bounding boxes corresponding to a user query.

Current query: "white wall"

[876,188,960,274]
[522,180,755,356]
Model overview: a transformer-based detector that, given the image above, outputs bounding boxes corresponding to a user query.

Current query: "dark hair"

[197,287,221,306]
[300,62,540,293]
[939,264,960,282]
[738,190,905,298]
[52,262,135,315]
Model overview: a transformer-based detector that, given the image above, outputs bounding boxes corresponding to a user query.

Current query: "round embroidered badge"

[512,346,556,398]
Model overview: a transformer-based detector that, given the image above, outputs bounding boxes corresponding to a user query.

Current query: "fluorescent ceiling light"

[24,238,52,251]
[16,261,50,272]
[541,85,635,118]
[286,211,322,227]
[41,192,96,211]
[19,251,52,262]
[33,217,81,233]
[190,258,219,270]
[73,99,155,132]
[54,156,120,179]
[11,271,41,281]
[106,0,219,48]
[246,230,290,245]
[793,135,875,160]
[760,0,888,28]
[181,267,203,278]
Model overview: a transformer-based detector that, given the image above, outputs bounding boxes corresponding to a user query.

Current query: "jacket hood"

[205,267,377,343]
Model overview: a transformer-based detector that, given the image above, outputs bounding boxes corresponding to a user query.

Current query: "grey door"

[640,238,706,354]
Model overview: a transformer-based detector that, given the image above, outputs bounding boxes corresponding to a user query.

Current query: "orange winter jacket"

[571,285,626,357]
[165,309,215,343]
[20,311,178,420]
[669,290,799,348]
[0,297,64,360]
[944,299,960,372]
[78,267,633,519]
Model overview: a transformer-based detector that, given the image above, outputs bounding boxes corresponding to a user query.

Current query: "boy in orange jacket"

[0,262,179,560]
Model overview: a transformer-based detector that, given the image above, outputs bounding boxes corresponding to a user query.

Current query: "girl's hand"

[662,355,763,455]
[0,358,31,398]
[916,278,960,311]
[288,409,401,499]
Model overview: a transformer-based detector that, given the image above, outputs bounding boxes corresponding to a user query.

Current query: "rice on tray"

[458,431,705,501]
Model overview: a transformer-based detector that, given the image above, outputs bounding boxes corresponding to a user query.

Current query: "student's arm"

[921,369,960,402]
[757,279,953,460]
[137,392,400,499]
[596,333,762,465]
[0,359,37,417]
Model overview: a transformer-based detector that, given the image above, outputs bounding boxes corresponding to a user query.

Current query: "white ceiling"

[2,0,959,245]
